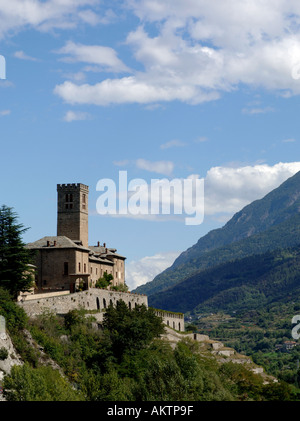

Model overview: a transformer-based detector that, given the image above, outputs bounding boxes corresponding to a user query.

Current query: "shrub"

[0,347,8,360]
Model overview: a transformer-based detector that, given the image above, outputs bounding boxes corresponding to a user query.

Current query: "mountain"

[134,170,300,297]
[149,243,300,315]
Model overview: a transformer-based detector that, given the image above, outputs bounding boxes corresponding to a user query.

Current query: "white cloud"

[0,0,101,39]
[204,162,300,215]
[53,1,300,106]
[125,251,180,290]
[194,136,208,143]
[160,139,186,150]
[113,159,130,167]
[54,77,220,106]
[242,106,275,115]
[282,138,296,143]
[136,159,174,176]
[0,109,10,116]
[56,41,129,73]
[14,50,38,61]
[63,110,91,122]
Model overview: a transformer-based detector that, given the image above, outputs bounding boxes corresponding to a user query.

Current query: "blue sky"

[1,0,300,290]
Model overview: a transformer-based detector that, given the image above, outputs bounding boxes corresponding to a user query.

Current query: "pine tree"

[0,205,34,299]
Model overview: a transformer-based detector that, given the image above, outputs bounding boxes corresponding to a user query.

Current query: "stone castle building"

[27,183,126,293]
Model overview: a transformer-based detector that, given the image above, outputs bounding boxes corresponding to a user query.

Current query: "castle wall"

[18,288,148,318]
[154,310,185,332]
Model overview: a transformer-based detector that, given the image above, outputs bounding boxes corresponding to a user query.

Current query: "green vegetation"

[0,205,34,299]
[149,244,300,314]
[95,272,113,289]
[194,303,300,393]
[1,294,295,401]
[3,364,83,401]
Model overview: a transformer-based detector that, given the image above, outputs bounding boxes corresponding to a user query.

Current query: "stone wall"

[18,288,148,318]
[154,310,185,332]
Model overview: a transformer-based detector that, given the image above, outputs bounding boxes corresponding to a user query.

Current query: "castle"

[20,183,184,332]
[27,183,126,293]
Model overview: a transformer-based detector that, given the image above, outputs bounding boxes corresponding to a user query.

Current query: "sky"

[1,0,300,290]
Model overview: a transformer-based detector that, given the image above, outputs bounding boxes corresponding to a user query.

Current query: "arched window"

[103,298,106,309]
[96,297,100,310]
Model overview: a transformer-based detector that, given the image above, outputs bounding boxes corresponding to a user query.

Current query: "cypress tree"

[0,205,34,299]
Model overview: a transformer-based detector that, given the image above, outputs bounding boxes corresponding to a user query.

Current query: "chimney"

[47,241,50,247]
[103,242,106,248]
[97,241,100,247]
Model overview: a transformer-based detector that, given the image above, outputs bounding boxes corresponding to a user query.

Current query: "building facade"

[27,183,126,292]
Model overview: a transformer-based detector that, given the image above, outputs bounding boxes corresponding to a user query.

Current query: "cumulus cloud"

[204,162,300,215]
[53,1,300,106]
[108,161,300,222]
[125,251,180,290]
[0,0,101,38]
[56,41,129,73]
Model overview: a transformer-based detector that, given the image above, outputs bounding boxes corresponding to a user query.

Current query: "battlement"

[57,183,89,191]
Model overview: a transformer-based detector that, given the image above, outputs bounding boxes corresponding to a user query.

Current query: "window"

[79,262,81,272]
[84,263,86,273]
[82,194,86,210]
[64,262,69,276]
[65,193,73,209]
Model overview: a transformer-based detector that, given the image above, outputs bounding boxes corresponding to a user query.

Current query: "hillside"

[148,243,300,314]
[134,170,300,297]
[1,290,293,401]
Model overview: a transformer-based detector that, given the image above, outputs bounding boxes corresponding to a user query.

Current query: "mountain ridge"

[134,170,300,297]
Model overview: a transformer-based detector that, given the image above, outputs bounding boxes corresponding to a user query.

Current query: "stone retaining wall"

[18,288,148,318]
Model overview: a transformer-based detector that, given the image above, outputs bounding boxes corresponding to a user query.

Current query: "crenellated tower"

[57,183,89,248]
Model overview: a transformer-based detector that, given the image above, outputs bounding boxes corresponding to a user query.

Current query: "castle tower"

[57,183,89,248]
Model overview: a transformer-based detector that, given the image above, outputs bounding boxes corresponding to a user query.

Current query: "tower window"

[79,262,81,272]
[65,193,74,209]
[82,194,86,209]
[84,263,86,273]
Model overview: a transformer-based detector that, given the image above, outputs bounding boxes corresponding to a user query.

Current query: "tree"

[0,205,34,298]
[102,300,165,362]
[95,272,113,289]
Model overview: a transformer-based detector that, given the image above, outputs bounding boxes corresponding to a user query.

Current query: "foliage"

[3,363,83,401]
[11,301,295,401]
[102,301,165,362]
[0,346,8,360]
[0,287,28,333]
[0,205,34,298]
[149,243,300,314]
[95,272,113,289]
[110,283,129,292]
